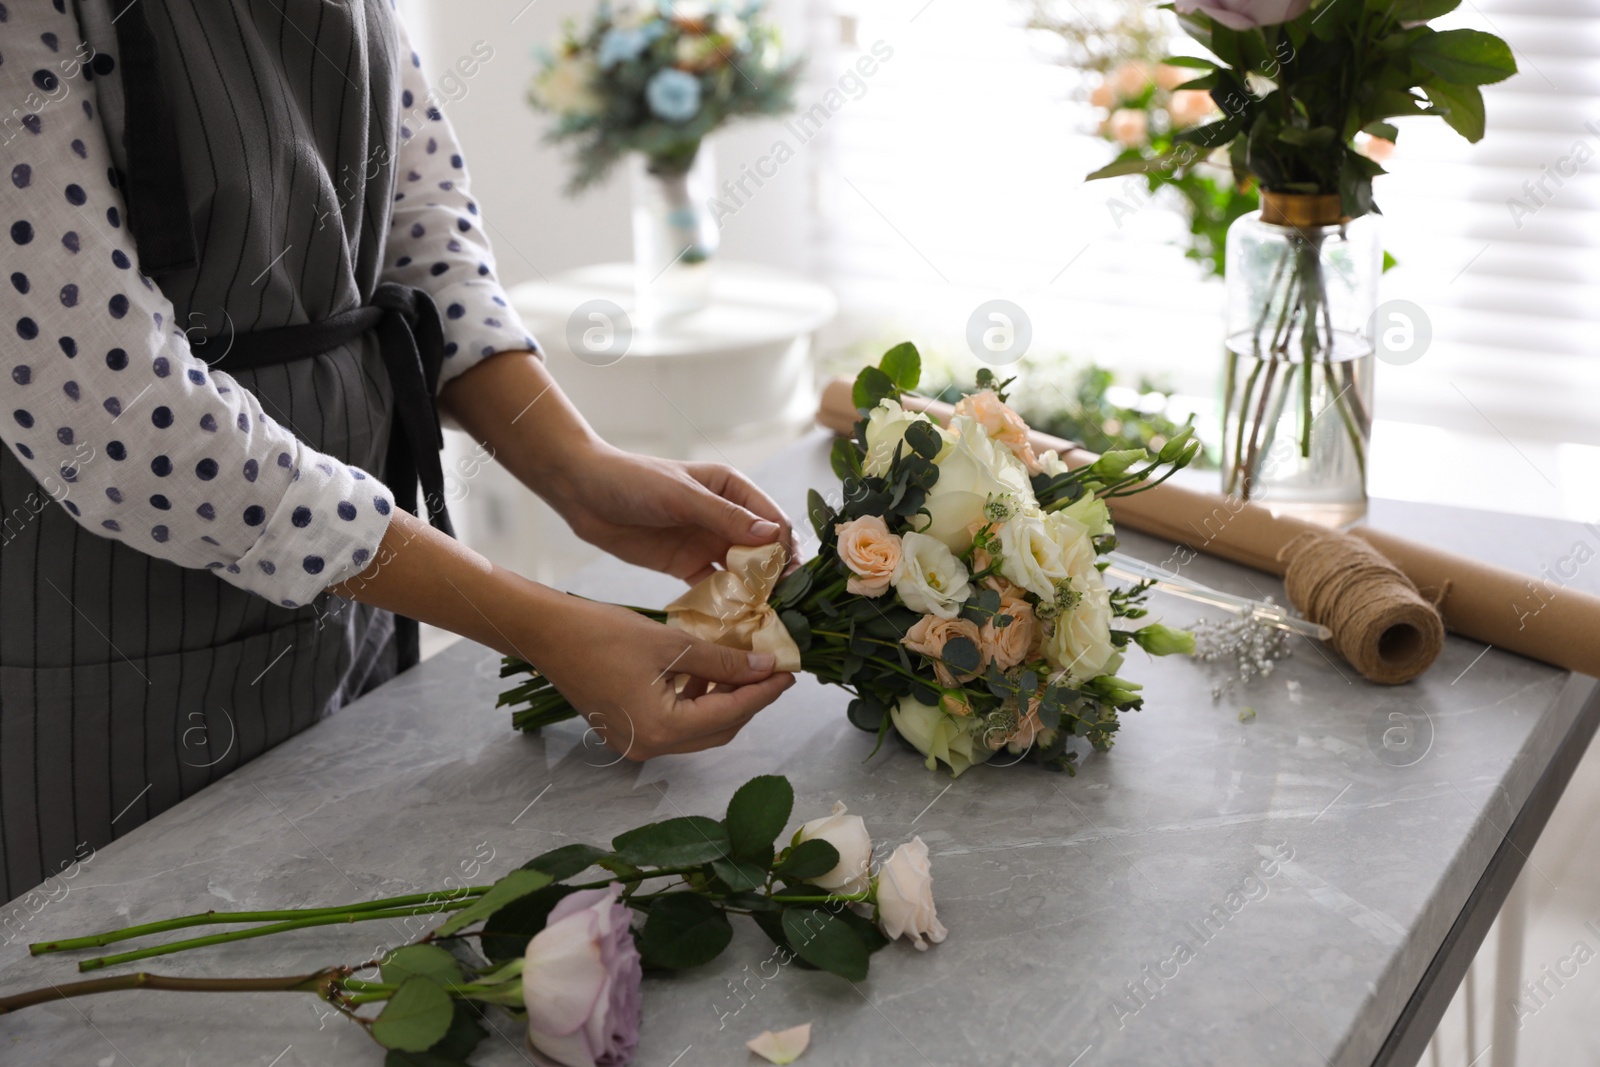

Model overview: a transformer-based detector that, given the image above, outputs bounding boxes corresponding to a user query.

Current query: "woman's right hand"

[521,595,795,760]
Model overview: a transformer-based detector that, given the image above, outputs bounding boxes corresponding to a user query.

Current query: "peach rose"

[1089,80,1116,109]
[981,595,1038,672]
[951,391,1040,473]
[989,697,1048,752]
[1154,64,1191,91]
[836,515,901,597]
[903,614,986,686]
[982,574,1027,599]
[1107,108,1149,148]
[1109,60,1151,99]
[1168,89,1216,127]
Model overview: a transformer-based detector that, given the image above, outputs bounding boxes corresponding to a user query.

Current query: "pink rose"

[522,884,642,1067]
[951,391,1041,473]
[1107,108,1149,148]
[835,515,902,598]
[981,595,1038,672]
[1109,61,1152,99]
[988,696,1049,752]
[1173,0,1312,30]
[1168,89,1217,128]
[902,614,986,687]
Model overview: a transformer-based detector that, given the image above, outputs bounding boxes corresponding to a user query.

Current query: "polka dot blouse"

[0,5,538,608]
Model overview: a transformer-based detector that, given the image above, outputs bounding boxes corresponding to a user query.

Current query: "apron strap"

[112,0,200,276]
[211,284,457,541]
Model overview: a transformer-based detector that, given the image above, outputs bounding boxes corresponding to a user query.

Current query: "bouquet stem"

[0,969,333,1015]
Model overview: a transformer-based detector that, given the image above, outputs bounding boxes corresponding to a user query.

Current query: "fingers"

[666,671,796,744]
[685,462,795,549]
[674,635,779,686]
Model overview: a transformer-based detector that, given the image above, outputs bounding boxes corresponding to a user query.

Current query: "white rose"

[532,56,601,116]
[889,696,993,778]
[1045,581,1116,683]
[862,400,947,478]
[892,532,972,620]
[874,837,947,950]
[997,510,1098,601]
[917,415,1031,552]
[793,802,873,896]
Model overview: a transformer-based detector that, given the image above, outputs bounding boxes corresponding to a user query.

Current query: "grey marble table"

[3,431,1597,1067]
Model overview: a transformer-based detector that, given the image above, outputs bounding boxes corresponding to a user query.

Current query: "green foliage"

[724,774,794,864]
[1084,3,1517,218]
[372,977,456,1053]
[640,892,734,969]
[781,908,870,981]
[383,1005,489,1067]
[520,842,612,880]
[434,870,552,938]
[612,816,731,867]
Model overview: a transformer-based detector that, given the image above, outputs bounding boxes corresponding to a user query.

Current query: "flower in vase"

[598,26,652,69]
[1173,0,1313,30]
[1107,108,1149,148]
[646,68,703,122]
[532,56,603,117]
[522,884,643,1067]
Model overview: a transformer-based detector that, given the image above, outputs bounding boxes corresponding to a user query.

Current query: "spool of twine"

[1278,530,1445,685]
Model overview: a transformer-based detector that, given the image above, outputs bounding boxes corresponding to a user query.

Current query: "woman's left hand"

[543,446,801,582]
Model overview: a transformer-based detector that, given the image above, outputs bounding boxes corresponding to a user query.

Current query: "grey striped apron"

[0,0,447,902]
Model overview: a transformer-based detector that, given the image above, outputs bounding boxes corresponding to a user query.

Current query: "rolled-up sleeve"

[1,5,392,608]
[382,15,539,392]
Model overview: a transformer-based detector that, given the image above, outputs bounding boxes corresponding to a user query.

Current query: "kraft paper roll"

[817,378,1600,682]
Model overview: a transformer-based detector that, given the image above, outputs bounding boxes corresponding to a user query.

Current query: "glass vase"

[630,142,718,325]
[1220,195,1379,527]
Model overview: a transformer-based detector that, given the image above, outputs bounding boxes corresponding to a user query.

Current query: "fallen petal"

[747,1022,812,1064]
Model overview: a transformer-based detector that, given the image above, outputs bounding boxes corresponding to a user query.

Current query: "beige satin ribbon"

[664,542,803,672]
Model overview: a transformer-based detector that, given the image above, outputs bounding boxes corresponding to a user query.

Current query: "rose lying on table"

[501,343,1200,776]
[4,776,938,1067]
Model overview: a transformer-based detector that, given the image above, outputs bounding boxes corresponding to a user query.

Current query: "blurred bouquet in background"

[527,0,800,193]
[1030,0,1256,278]
[502,344,1201,777]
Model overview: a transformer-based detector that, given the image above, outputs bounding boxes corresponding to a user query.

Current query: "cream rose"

[835,515,901,597]
[1044,581,1116,683]
[891,532,972,619]
[874,837,947,950]
[998,508,1088,601]
[951,390,1040,473]
[890,696,992,778]
[863,399,947,477]
[793,802,873,896]
[981,594,1038,671]
[902,614,986,686]
[531,56,601,117]
[917,415,1030,553]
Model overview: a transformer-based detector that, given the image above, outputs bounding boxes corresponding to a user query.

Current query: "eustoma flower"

[523,885,643,1067]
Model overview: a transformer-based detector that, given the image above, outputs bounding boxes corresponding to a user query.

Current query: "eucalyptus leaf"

[941,636,981,676]
[372,977,455,1053]
[780,610,813,653]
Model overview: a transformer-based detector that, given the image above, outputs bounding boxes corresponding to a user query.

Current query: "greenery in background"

[527,0,800,193]
[1086,0,1518,217]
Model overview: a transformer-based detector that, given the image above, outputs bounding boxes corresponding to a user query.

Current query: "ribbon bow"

[664,542,803,672]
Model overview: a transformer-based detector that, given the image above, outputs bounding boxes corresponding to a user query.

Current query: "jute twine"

[1277,530,1445,685]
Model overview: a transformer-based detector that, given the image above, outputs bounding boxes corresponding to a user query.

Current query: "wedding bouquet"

[502,344,1201,776]
[5,776,937,1067]
[527,0,799,194]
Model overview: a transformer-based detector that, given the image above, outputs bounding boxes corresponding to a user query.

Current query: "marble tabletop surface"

[2,431,1596,1067]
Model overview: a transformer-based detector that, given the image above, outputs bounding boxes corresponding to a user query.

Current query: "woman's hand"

[440,353,801,581]
[541,447,801,582]
[531,595,796,759]
[330,511,795,759]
